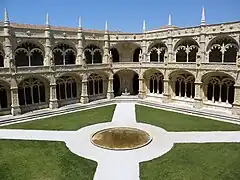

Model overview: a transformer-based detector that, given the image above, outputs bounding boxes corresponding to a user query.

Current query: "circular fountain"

[91,127,152,150]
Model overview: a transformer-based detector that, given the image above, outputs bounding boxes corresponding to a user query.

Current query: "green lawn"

[1,105,116,130]
[136,105,240,131]
[140,143,240,180]
[0,140,96,180]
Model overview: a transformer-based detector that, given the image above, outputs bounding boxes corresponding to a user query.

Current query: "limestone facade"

[0,9,240,116]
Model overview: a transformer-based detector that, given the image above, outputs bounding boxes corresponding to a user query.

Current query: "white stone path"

[0,103,240,180]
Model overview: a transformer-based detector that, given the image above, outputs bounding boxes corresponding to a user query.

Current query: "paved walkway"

[0,103,240,180]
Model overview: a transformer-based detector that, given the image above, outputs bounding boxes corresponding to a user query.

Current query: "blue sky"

[0,0,239,32]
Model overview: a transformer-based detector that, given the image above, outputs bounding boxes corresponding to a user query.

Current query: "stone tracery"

[88,73,104,96]
[15,42,44,67]
[175,39,199,62]
[149,43,167,62]
[206,76,235,104]
[18,77,46,106]
[53,44,76,65]
[149,73,164,94]
[208,36,239,63]
[56,76,77,100]
[84,45,102,64]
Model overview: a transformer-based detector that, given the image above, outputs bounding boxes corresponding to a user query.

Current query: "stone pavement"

[0,103,240,180]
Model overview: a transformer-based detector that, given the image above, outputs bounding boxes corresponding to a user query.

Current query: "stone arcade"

[0,8,239,117]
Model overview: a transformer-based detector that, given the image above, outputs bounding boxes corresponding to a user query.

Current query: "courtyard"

[0,102,240,180]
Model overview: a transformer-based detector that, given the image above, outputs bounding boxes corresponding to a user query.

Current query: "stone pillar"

[233,84,240,117]
[77,29,84,65]
[163,78,170,103]
[49,83,58,109]
[10,87,21,116]
[107,73,114,99]
[138,74,144,99]
[44,19,52,66]
[103,23,109,64]
[44,38,52,66]
[194,81,203,108]
[80,74,89,103]
[141,38,147,63]
[167,30,173,62]
[200,26,206,63]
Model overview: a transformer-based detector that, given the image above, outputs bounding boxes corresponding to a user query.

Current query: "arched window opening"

[209,46,222,62]
[18,78,46,106]
[110,48,119,62]
[0,84,8,109]
[56,76,77,100]
[84,45,102,64]
[176,48,187,62]
[149,73,164,94]
[175,39,198,63]
[53,44,76,65]
[88,74,104,96]
[0,50,4,67]
[224,46,237,62]
[175,75,195,98]
[15,42,44,67]
[208,37,238,63]
[133,48,141,62]
[149,44,167,62]
[189,47,198,62]
[150,49,158,62]
[207,77,234,104]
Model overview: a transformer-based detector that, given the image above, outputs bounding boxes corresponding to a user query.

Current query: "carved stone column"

[107,73,114,99]
[77,29,84,65]
[44,22,52,66]
[138,74,144,99]
[167,30,173,63]
[163,78,170,103]
[44,38,52,66]
[80,74,89,103]
[232,84,240,117]
[3,37,12,68]
[49,82,58,109]
[194,81,203,108]
[103,24,109,64]
[10,87,21,116]
[200,27,206,63]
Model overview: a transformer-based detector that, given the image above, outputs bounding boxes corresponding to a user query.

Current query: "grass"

[0,105,116,130]
[0,140,97,180]
[140,143,240,180]
[136,105,240,131]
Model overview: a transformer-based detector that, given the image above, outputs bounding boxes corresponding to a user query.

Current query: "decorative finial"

[46,13,50,27]
[143,20,146,32]
[105,20,108,32]
[4,8,9,25]
[78,16,82,29]
[168,14,172,26]
[201,6,206,25]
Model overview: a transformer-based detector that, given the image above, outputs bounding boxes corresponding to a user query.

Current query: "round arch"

[113,69,139,96]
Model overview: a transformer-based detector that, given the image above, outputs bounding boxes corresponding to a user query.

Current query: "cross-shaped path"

[0,103,240,180]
